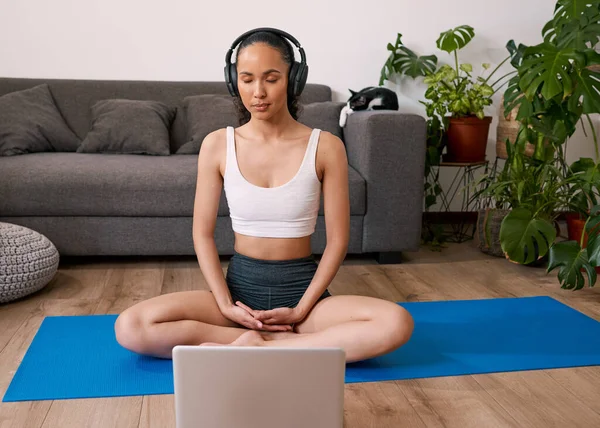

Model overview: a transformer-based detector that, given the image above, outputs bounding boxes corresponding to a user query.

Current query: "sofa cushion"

[176,95,237,155]
[0,153,366,217]
[298,101,346,140]
[0,84,81,156]
[77,99,176,155]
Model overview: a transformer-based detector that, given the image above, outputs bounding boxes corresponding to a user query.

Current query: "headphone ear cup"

[290,62,308,98]
[226,63,238,97]
[224,64,233,97]
[288,61,300,99]
[296,63,308,97]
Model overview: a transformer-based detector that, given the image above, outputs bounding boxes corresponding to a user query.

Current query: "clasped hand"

[223,301,304,331]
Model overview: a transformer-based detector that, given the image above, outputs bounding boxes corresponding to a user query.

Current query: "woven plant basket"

[496,95,535,159]
[476,209,510,257]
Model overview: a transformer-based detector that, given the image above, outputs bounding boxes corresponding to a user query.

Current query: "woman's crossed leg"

[115,291,413,363]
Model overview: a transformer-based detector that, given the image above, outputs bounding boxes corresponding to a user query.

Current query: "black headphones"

[224,27,309,99]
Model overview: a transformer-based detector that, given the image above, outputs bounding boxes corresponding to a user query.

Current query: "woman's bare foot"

[229,330,265,347]
[261,331,300,341]
[199,331,265,347]
[199,330,300,347]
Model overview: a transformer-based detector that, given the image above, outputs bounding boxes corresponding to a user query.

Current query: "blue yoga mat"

[4,296,600,402]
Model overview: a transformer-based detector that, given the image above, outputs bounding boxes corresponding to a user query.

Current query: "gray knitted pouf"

[0,222,59,303]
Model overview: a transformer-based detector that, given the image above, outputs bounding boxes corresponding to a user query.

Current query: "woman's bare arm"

[296,131,350,317]
[192,129,233,311]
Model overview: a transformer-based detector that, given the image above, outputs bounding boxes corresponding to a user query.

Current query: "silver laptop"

[172,345,346,428]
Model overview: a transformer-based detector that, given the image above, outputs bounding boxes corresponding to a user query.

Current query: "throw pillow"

[297,101,346,140]
[176,94,237,154]
[0,84,81,156]
[77,99,176,155]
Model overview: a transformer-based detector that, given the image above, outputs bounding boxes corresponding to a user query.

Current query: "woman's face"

[236,42,290,119]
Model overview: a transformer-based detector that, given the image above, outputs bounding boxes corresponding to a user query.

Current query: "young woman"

[114,28,414,363]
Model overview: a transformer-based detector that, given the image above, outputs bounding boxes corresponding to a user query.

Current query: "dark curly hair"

[232,31,303,125]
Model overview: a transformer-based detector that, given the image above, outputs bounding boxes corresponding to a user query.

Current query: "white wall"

[2,0,598,209]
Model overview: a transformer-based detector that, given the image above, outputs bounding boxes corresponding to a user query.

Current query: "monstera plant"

[482,0,600,290]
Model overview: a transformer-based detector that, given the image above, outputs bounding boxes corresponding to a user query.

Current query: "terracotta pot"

[565,213,600,273]
[566,213,591,246]
[445,116,492,163]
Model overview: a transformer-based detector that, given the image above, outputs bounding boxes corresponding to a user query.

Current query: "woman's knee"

[377,303,414,350]
[114,309,150,354]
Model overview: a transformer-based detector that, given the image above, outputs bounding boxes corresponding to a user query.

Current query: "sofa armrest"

[343,111,426,252]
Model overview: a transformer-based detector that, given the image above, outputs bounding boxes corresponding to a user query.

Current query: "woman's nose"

[253,81,266,98]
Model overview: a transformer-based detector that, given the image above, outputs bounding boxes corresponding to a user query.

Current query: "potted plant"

[420,26,514,163]
[474,139,568,263]
[564,158,600,245]
[380,26,512,247]
[475,0,600,289]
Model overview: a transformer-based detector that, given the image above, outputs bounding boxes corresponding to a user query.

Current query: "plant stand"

[433,160,489,243]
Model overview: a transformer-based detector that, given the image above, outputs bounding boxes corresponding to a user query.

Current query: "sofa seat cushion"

[0,153,366,217]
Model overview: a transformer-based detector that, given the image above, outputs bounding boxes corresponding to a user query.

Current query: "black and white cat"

[339,86,399,127]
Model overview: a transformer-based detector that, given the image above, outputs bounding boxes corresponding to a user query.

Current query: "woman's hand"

[222,302,293,332]
[237,302,306,326]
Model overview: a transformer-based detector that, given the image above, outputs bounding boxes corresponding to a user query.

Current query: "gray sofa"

[0,78,426,263]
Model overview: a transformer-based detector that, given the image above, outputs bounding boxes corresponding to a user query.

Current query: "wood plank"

[398,376,519,428]
[378,266,448,302]
[0,299,40,354]
[345,265,405,302]
[41,397,142,428]
[93,297,145,316]
[161,260,208,295]
[343,382,426,428]
[400,262,484,301]
[138,395,176,428]
[40,266,110,300]
[472,370,600,427]
[545,367,600,416]
[102,263,164,300]
[0,401,52,428]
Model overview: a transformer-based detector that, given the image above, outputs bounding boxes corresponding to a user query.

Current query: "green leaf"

[569,157,600,187]
[571,63,600,114]
[519,43,585,101]
[383,33,438,80]
[543,0,600,49]
[548,241,596,290]
[503,75,531,120]
[436,25,475,53]
[460,63,473,73]
[394,51,438,79]
[425,194,437,208]
[500,208,557,264]
[506,39,529,69]
[585,214,600,266]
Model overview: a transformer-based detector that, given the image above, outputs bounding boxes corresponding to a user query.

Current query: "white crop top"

[223,126,322,238]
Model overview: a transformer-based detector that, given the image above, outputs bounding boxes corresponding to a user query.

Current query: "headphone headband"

[225,27,306,65]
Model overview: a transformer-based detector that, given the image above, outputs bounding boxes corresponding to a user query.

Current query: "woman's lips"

[253,103,270,111]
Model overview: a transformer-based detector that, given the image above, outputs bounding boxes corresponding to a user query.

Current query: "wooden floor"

[1,241,600,427]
